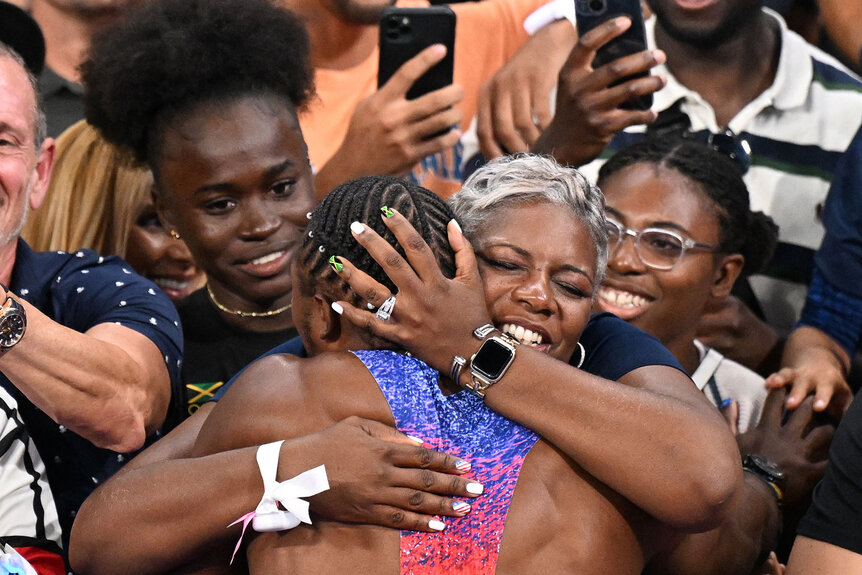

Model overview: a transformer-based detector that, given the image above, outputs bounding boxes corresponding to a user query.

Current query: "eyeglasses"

[605,217,719,271]
[647,100,752,174]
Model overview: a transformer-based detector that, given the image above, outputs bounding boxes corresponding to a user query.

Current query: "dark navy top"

[212,312,685,401]
[1,239,183,544]
[801,125,862,358]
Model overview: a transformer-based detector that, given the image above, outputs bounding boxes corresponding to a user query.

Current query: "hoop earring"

[573,341,585,369]
[169,229,181,240]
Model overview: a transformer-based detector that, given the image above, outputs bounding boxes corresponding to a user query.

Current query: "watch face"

[0,311,25,348]
[472,337,515,381]
[746,454,785,481]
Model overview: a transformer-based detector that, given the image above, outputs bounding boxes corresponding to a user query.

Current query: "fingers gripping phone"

[378,6,456,101]
[574,0,652,110]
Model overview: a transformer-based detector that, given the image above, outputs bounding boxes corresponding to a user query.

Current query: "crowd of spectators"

[1,0,862,573]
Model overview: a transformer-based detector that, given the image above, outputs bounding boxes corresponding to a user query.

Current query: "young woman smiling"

[82,0,316,415]
[595,138,778,432]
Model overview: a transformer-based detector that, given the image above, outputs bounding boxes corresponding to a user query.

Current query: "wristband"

[228,441,330,564]
[743,468,784,504]
[524,0,576,35]
[742,454,785,506]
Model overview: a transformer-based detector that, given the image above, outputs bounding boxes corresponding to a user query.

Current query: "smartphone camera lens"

[588,0,605,12]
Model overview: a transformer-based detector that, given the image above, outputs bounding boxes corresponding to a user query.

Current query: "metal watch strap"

[473,323,496,339]
[449,355,466,384]
[464,335,518,398]
[464,373,494,398]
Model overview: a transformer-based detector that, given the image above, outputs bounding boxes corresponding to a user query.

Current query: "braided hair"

[598,138,778,276]
[297,176,456,303]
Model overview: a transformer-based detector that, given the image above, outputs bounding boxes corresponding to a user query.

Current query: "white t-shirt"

[692,340,768,434]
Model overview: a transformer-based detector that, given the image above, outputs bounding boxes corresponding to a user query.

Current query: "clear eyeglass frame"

[605,217,719,271]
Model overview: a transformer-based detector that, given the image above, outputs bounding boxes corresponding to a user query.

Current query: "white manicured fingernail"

[428,519,446,531]
[331,302,343,315]
[407,435,424,445]
[466,483,484,495]
[350,221,365,235]
[450,219,462,233]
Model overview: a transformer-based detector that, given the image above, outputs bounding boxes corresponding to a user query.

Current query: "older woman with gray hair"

[450,153,609,286]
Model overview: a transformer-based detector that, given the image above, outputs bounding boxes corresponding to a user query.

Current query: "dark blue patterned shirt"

[0,239,183,545]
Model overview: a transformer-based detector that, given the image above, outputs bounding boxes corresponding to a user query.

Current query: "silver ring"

[375,295,396,321]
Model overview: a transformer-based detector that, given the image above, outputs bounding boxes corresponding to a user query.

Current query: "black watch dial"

[0,312,25,348]
[472,337,515,381]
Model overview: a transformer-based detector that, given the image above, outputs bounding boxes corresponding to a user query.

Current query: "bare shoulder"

[297,351,398,426]
[192,351,394,456]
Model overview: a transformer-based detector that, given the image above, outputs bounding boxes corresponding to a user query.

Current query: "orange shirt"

[301,0,548,197]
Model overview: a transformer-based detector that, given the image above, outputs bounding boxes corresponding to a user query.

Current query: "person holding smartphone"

[286,0,556,200]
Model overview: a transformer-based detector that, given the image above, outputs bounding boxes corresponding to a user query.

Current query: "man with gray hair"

[0,11,183,557]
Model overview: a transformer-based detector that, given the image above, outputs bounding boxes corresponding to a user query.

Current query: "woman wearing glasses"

[594,138,777,433]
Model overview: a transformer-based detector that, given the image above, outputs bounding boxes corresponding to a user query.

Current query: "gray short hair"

[449,154,608,286]
[0,42,47,150]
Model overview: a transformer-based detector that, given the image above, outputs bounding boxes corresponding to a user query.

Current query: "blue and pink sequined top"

[352,350,539,574]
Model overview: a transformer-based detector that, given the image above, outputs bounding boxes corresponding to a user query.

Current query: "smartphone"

[574,0,652,110]
[378,6,456,101]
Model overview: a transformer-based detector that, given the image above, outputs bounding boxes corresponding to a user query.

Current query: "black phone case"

[378,6,456,101]
[574,0,652,110]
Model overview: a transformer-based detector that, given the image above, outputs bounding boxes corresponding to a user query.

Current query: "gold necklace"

[206,284,292,318]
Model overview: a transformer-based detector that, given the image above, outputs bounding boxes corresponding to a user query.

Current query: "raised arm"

[531,17,665,167]
[332,210,742,531]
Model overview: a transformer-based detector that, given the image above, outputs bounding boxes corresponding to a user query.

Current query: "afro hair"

[82,0,314,166]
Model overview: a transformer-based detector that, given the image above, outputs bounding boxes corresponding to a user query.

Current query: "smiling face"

[124,197,207,301]
[0,55,50,256]
[596,163,730,351]
[473,201,598,362]
[153,94,314,314]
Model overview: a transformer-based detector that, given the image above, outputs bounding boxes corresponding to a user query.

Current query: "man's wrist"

[742,454,785,505]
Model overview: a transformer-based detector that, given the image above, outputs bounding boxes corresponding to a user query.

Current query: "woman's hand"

[331,209,491,375]
[307,416,483,531]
